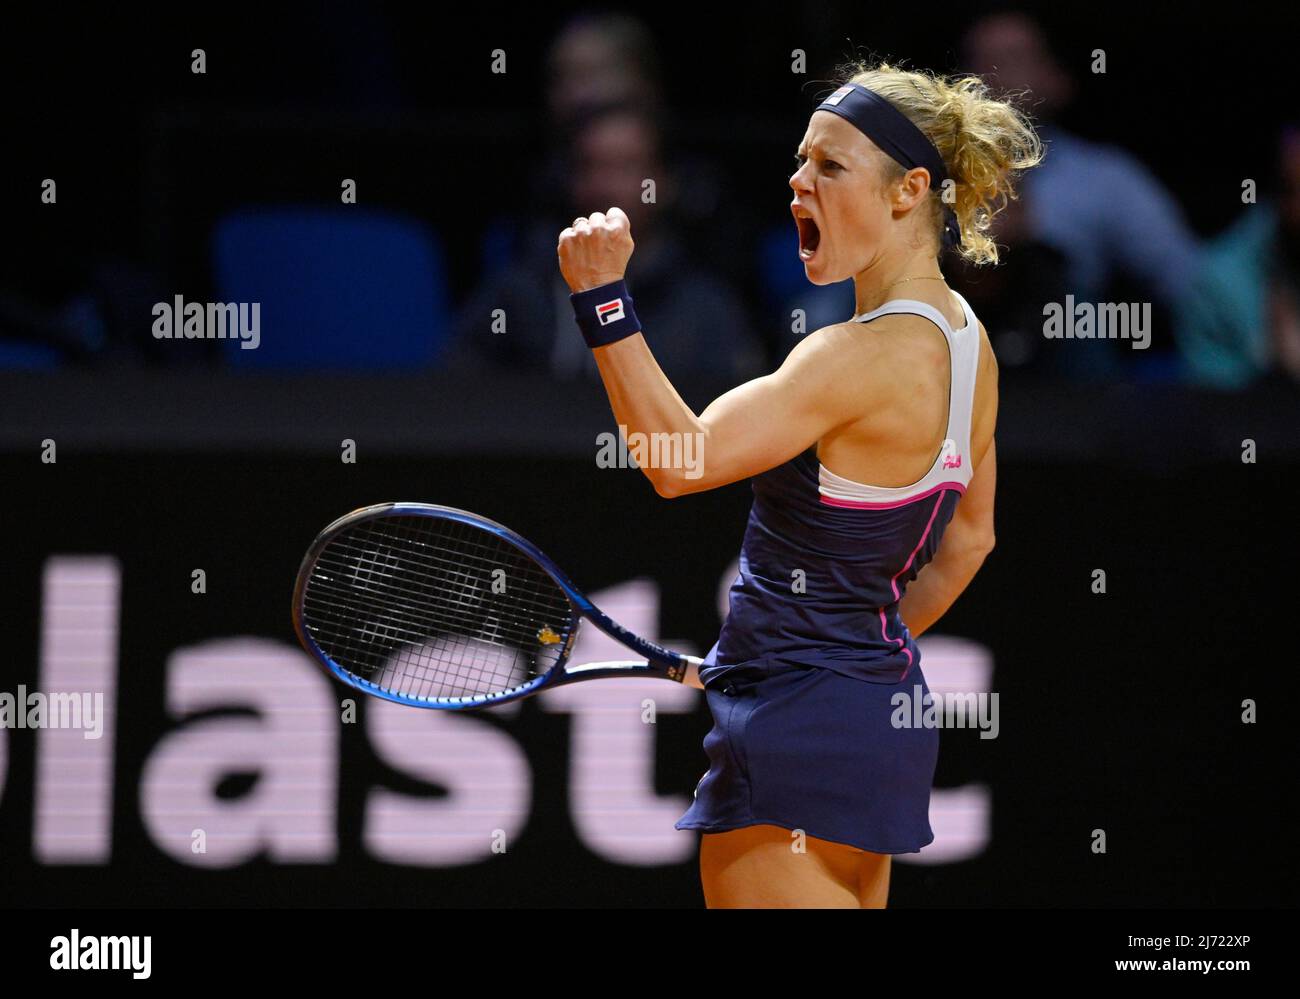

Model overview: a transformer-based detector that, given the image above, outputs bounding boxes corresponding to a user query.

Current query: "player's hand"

[557,207,635,293]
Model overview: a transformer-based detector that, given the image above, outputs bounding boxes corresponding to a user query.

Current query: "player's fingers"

[605,208,631,239]
[572,216,590,230]
[588,211,607,228]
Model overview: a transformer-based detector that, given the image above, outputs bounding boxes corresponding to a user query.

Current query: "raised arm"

[591,326,876,496]
[559,207,872,497]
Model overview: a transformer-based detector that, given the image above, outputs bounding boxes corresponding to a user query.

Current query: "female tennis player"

[557,61,1041,908]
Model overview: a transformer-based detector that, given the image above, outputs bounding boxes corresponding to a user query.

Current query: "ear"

[892,166,934,212]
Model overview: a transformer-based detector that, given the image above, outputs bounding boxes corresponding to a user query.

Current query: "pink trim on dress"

[881,492,947,680]
[819,481,966,510]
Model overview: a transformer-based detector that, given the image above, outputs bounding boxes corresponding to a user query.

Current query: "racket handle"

[682,658,705,690]
[560,655,706,688]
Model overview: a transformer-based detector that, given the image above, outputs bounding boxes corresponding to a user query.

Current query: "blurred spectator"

[961,10,1200,379]
[545,12,664,131]
[449,101,764,382]
[539,12,763,308]
[1175,125,1300,388]
[519,12,667,223]
[945,193,1072,377]
[466,11,768,371]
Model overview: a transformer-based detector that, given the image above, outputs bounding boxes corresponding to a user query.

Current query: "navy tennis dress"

[675,293,982,855]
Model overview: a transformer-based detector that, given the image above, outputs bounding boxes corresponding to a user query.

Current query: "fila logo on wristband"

[596,298,625,325]
[571,278,640,348]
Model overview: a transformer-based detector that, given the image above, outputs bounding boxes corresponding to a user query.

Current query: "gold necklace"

[854,275,948,320]
[885,275,946,287]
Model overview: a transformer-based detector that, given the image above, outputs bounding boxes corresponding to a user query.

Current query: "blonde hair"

[835,59,1044,266]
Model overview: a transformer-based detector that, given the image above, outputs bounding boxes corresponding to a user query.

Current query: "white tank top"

[817,291,981,508]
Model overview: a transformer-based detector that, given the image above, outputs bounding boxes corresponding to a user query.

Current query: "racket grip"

[682,658,705,690]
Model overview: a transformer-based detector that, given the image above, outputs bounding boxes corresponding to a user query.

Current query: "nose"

[789,162,812,194]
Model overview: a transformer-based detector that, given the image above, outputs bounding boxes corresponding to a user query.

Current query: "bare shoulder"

[821,312,950,361]
[808,311,994,383]
[782,319,891,372]
[792,318,919,381]
[769,321,902,425]
[781,313,957,394]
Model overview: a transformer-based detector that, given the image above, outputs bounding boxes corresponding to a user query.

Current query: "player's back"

[701,292,983,687]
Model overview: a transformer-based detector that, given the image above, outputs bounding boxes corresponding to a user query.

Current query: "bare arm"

[556,206,894,499]
[591,327,874,497]
[899,437,997,637]
[558,208,876,497]
[898,320,1000,636]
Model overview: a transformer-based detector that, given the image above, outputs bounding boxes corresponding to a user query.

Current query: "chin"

[802,259,843,286]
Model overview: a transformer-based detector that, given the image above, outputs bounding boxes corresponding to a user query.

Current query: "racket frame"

[292,502,702,709]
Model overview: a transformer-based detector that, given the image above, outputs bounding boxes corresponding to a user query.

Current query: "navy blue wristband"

[570,279,641,348]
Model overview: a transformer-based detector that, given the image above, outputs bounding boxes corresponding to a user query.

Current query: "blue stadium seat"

[0,343,62,368]
[211,207,450,370]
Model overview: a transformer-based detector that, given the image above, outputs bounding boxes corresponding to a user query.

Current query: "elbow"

[648,469,708,499]
[949,531,994,566]
[651,473,688,499]
[643,424,711,499]
[646,469,683,499]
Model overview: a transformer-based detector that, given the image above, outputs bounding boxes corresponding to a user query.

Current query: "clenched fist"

[557,207,635,294]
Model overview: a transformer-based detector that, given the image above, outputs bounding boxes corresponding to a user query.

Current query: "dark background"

[1,2,1296,907]
[2,378,1291,907]
[4,3,1297,342]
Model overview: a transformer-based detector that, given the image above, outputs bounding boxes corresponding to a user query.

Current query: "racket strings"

[301,515,577,702]
[315,536,574,624]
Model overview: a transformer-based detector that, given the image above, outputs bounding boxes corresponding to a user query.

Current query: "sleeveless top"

[701,291,982,687]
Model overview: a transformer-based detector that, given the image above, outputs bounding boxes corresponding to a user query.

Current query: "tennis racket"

[292,502,704,709]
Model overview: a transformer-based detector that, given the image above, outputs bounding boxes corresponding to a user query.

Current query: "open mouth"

[796,215,821,260]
